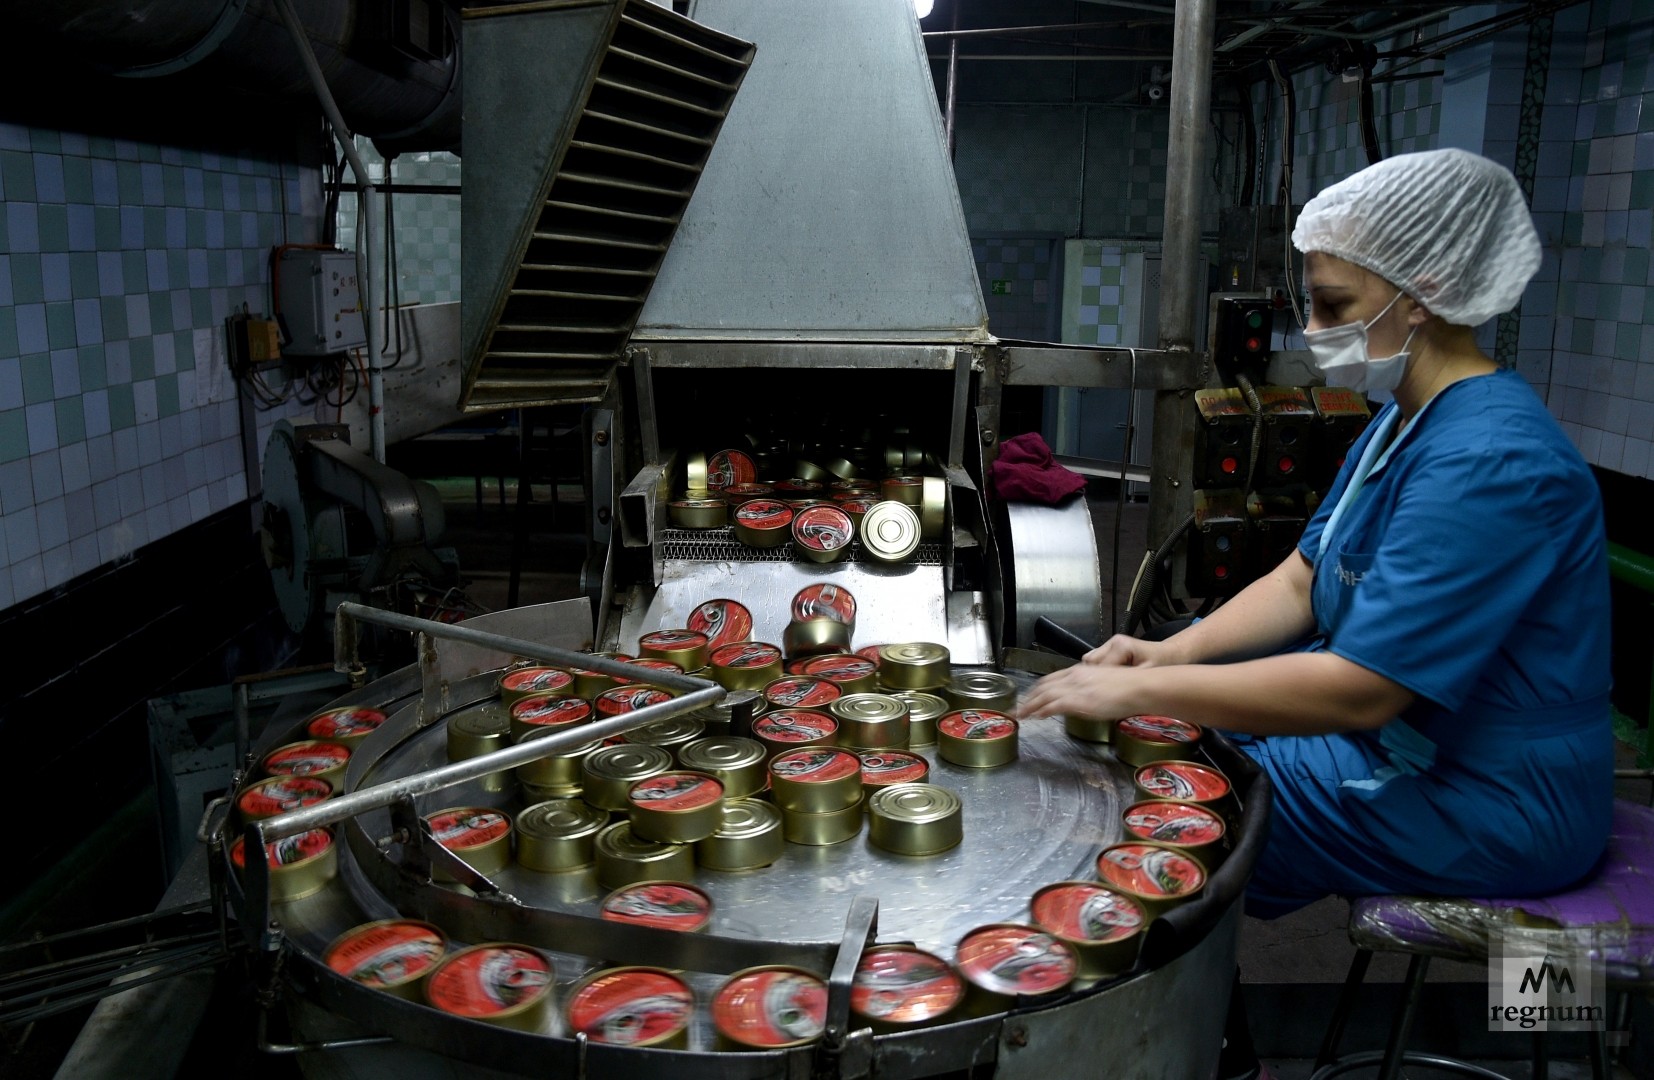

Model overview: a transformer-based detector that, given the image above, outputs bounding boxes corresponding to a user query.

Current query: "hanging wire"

[381,161,406,370]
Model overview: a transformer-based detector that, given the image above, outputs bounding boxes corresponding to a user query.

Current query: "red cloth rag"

[989,432,1087,504]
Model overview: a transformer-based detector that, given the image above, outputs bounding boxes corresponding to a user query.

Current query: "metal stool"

[1312,799,1654,1080]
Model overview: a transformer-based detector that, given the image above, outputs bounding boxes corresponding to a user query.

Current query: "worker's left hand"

[1016,662,1144,722]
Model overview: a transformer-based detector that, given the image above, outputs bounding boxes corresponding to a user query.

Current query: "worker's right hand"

[1082,634,1176,668]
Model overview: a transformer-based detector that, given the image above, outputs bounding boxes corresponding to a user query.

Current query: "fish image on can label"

[628,771,723,812]
[771,747,861,783]
[689,599,754,648]
[500,667,574,696]
[230,828,332,870]
[601,882,713,932]
[1096,843,1206,899]
[426,945,552,1018]
[753,711,838,743]
[263,741,350,777]
[713,642,783,670]
[801,655,877,682]
[566,968,693,1046]
[427,808,510,850]
[510,695,591,729]
[850,947,963,1025]
[791,584,857,626]
[1031,883,1145,943]
[238,776,332,818]
[596,685,676,717]
[939,710,1016,740]
[792,506,854,552]
[708,449,757,491]
[1122,802,1225,846]
[734,499,792,528]
[306,707,386,741]
[1135,761,1232,802]
[763,676,842,709]
[640,629,705,648]
[714,967,828,1048]
[1116,714,1201,743]
[955,925,1078,996]
[859,751,929,785]
[325,921,446,989]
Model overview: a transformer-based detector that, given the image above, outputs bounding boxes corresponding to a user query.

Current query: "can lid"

[601,882,713,932]
[858,751,929,785]
[510,695,591,729]
[711,641,783,669]
[427,945,552,1018]
[955,924,1078,996]
[713,967,828,1048]
[708,449,757,491]
[263,741,350,776]
[850,946,962,1024]
[948,670,1017,699]
[1134,760,1232,802]
[449,704,511,738]
[1096,843,1207,898]
[711,798,782,839]
[938,710,1017,741]
[306,707,386,740]
[881,476,924,489]
[518,799,607,840]
[1117,714,1202,744]
[1031,882,1145,943]
[830,693,908,724]
[800,655,877,683]
[325,920,446,988]
[669,497,724,510]
[628,771,724,813]
[889,692,948,723]
[879,642,949,668]
[619,659,684,683]
[733,499,794,530]
[771,747,861,784]
[773,478,823,495]
[596,685,676,716]
[859,502,921,561]
[688,599,754,648]
[868,783,960,823]
[230,827,333,869]
[792,505,855,552]
[499,666,574,695]
[567,967,693,1045]
[570,652,633,675]
[753,710,838,743]
[679,736,767,773]
[639,628,709,651]
[585,743,675,782]
[426,807,511,851]
[723,482,774,501]
[595,820,683,860]
[791,583,858,626]
[624,717,706,747]
[1122,801,1226,846]
[238,775,332,815]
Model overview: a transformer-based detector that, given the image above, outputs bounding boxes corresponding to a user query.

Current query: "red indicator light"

[1278,455,1296,474]
[1213,565,1229,579]
[1220,456,1238,474]
[1245,336,1262,352]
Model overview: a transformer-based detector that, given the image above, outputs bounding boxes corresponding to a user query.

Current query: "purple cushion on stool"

[1348,800,1654,987]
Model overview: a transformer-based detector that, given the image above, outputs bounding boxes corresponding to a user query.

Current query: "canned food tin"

[1094,842,1207,918]
[669,496,726,530]
[230,828,337,902]
[678,736,768,799]
[685,450,708,495]
[619,658,684,684]
[780,798,863,845]
[792,505,855,563]
[515,730,602,789]
[731,499,794,548]
[877,642,950,690]
[954,923,1078,1007]
[601,881,712,932]
[769,747,863,814]
[762,675,842,711]
[1121,800,1228,871]
[783,656,815,675]
[837,498,876,532]
[594,820,694,889]
[582,744,675,811]
[1113,714,1203,767]
[1029,881,1146,980]
[623,716,706,762]
[799,654,879,694]
[713,965,828,1050]
[944,670,1019,713]
[595,684,676,719]
[792,583,857,626]
[426,943,554,1033]
[1133,760,1234,817]
[722,482,774,506]
[516,799,608,872]
[262,740,350,792]
[508,694,592,742]
[688,598,754,649]
[830,693,910,750]
[447,703,511,761]
[920,476,947,540]
[851,945,963,1031]
[570,652,632,699]
[324,920,446,1000]
[792,458,831,483]
[687,688,764,737]
[831,478,878,494]
[565,966,693,1048]
[305,706,386,749]
[426,807,512,881]
[867,783,963,856]
[858,750,929,803]
[710,641,784,691]
[1063,714,1114,743]
[696,799,785,870]
[752,710,839,760]
[855,644,885,664]
[889,691,946,747]
[497,665,575,706]
[937,710,1019,768]
[708,449,757,493]
[859,501,921,562]
[783,618,852,658]
[237,775,332,822]
[638,628,710,673]
[880,476,925,507]
[627,771,725,844]
[772,478,823,500]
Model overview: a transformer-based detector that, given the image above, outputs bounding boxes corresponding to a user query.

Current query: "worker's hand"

[1017,662,1143,722]
[1082,634,1176,668]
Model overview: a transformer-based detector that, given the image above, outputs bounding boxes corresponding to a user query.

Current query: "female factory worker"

[1019,148,1613,917]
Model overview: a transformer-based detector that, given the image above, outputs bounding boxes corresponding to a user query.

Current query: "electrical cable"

[1110,347,1140,633]
[1269,60,1308,338]
[1119,513,1194,638]
[381,162,405,370]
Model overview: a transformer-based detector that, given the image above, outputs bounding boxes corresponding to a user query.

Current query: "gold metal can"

[519,778,584,803]
[447,702,511,760]
[1113,714,1203,767]
[880,475,926,507]
[261,740,351,792]
[889,691,946,747]
[230,828,337,902]
[619,658,684,684]
[769,747,863,814]
[838,497,875,533]
[516,799,608,872]
[696,798,785,871]
[798,654,879,694]
[867,783,962,856]
[792,458,831,483]
[594,684,677,719]
[859,501,921,562]
[497,665,575,706]
[937,709,1019,768]
[638,628,710,672]
[425,943,554,1033]
[713,965,829,1050]
[731,498,794,548]
[627,770,725,844]
[944,670,1019,713]
[791,505,855,563]
[594,821,695,890]
[425,806,513,881]
[582,744,675,811]
[678,736,768,800]
[783,618,852,658]
[570,652,632,699]
[954,924,1078,1011]
[1094,842,1207,919]
[1029,882,1146,981]
[565,966,693,1048]
[515,730,601,793]
[710,641,784,691]
[685,450,708,495]
[236,775,332,823]
[324,919,447,1001]
[1064,714,1114,743]
[687,598,754,649]
[762,675,843,712]
[850,945,963,1032]
[687,688,765,737]
[919,476,947,540]
[601,881,713,933]
[830,693,911,750]
[858,750,929,805]
[508,694,592,742]
[781,798,864,845]
[722,482,774,506]
[623,716,706,763]
[773,479,824,502]
[877,642,950,690]
[1121,800,1228,872]
[305,706,387,749]
[751,710,839,761]
[793,584,857,630]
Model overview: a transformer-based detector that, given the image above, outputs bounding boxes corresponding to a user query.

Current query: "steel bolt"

[981,429,995,444]
[1008,1025,1028,1047]
[594,430,610,446]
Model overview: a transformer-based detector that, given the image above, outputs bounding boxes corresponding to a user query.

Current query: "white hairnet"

[1291,148,1542,327]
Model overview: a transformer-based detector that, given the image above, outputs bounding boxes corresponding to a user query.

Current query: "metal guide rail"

[659,526,946,566]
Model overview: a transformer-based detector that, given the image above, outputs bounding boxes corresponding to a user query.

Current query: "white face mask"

[1302,289,1418,398]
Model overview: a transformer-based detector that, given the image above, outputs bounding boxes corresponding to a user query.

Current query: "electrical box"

[1188,489,1249,596]
[276,248,366,356]
[1257,386,1317,487]
[1212,296,1273,378]
[1193,388,1253,489]
[1311,386,1373,487]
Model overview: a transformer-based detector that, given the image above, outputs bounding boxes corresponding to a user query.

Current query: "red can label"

[723,482,773,502]
[501,667,574,695]
[601,883,712,932]
[734,499,793,529]
[628,772,723,812]
[427,946,551,1018]
[712,642,782,669]
[1136,762,1231,802]
[854,645,885,664]
[617,658,683,685]
[859,751,929,785]
[1123,802,1225,846]
[754,711,838,743]
[427,808,509,850]
[306,707,385,740]
[772,747,860,784]
[265,741,349,776]
[764,676,841,709]
[851,948,962,1024]
[714,968,828,1047]
[327,922,444,987]
[708,449,757,491]
[571,653,632,677]
[1096,844,1206,898]
[836,498,876,514]
[231,828,332,869]
[1117,714,1200,744]
[800,655,876,682]
[773,479,822,495]
[1032,884,1144,943]
[939,710,1017,740]
[511,695,592,729]
[956,926,1077,995]
[784,657,816,675]
[568,969,693,1045]
[640,629,707,650]
[791,584,858,626]
[239,777,331,817]
[597,686,676,716]
[792,506,854,551]
[883,477,923,491]
[688,599,753,649]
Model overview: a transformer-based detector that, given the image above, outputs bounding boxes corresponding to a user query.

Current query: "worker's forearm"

[1159,553,1316,666]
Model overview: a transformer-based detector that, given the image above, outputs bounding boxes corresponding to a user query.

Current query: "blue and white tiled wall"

[0,123,322,610]
[973,238,1056,342]
[336,140,461,306]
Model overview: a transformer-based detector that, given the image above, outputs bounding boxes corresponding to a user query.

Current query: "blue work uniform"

[1234,367,1613,919]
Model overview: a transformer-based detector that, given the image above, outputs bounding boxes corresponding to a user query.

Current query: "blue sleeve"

[1323,443,1560,712]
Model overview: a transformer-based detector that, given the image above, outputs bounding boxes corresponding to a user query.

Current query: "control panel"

[275,248,367,357]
